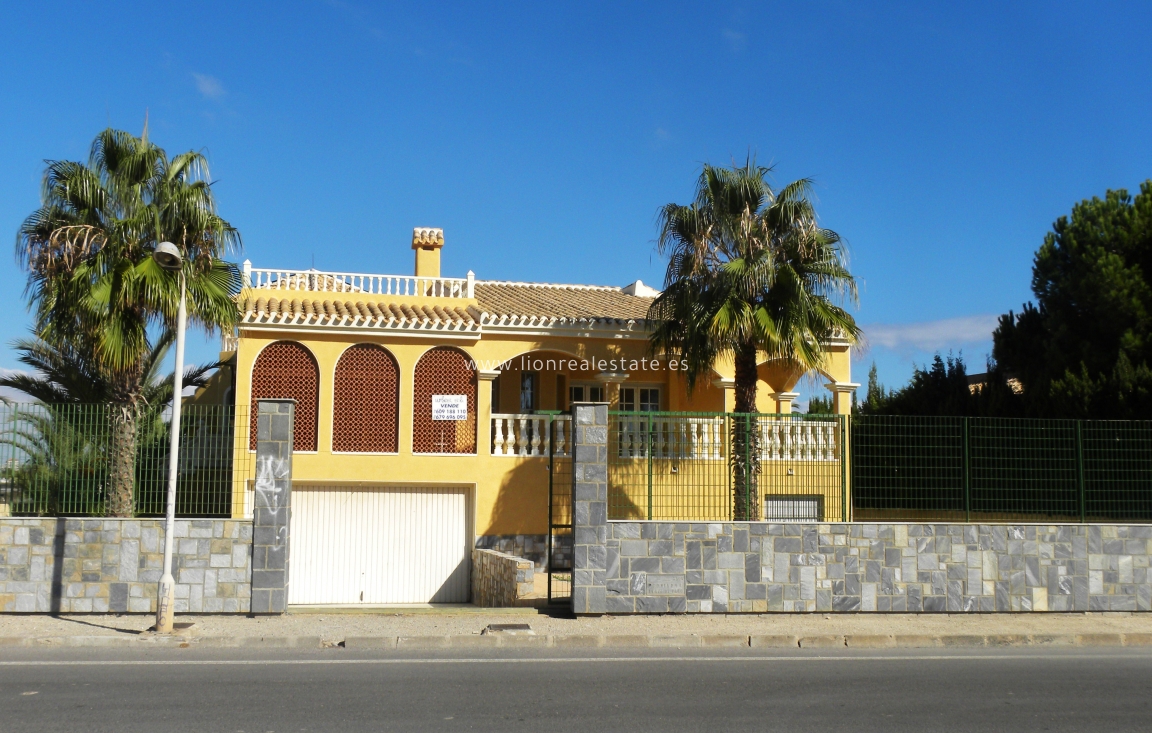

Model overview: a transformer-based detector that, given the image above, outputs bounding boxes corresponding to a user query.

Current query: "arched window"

[249,341,319,451]
[413,347,477,454]
[332,344,400,453]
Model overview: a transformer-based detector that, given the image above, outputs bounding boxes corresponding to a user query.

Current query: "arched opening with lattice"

[249,341,319,451]
[412,346,477,454]
[332,344,400,453]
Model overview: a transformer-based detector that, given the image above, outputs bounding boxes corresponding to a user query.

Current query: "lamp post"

[153,242,185,634]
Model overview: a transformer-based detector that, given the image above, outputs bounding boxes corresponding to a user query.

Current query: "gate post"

[251,399,295,614]
[571,402,608,615]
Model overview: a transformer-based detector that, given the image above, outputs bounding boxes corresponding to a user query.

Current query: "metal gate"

[546,414,572,605]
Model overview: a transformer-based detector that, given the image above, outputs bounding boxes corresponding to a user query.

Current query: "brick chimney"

[412,227,444,278]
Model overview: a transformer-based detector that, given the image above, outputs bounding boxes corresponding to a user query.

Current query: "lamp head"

[153,242,183,271]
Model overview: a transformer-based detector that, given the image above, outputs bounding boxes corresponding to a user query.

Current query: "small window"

[620,386,659,412]
[640,388,660,412]
[620,387,635,412]
[569,383,605,404]
[764,496,824,521]
[520,372,537,413]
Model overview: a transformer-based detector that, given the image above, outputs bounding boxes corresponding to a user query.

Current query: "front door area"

[287,485,470,605]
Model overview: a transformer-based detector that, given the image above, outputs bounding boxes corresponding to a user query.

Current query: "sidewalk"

[2,609,1152,649]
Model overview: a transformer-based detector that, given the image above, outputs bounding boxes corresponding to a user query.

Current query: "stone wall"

[475,534,570,570]
[569,403,1152,614]
[471,548,535,607]
[595,521,1152,613]
[0,518,252,613]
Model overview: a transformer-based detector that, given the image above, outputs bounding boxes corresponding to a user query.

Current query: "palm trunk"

[106,405,138,517]
[731,341,760,521]
[106,364,144,518]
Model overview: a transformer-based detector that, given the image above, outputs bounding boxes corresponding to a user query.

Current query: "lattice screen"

[249,341,319,451]
[413,347,477,454]
[333,344,399,453]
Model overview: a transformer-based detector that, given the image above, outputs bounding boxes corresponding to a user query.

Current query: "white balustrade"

[490,414,571,457]
[247,267,472,298]
[491,413,836,461]
[614,415,724,459]
[758,420,838,461]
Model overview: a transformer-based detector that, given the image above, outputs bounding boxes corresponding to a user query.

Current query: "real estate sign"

[431,394,468,421]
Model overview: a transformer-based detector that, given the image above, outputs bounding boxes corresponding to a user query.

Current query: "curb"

[2,632,1150,649]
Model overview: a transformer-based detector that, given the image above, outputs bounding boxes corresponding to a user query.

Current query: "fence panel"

[1082,421,1152,522]
[968,418,1079,522]
[0,403,252,518]
[607,412,845,522]
[852,415,1152,523]
[850,415,966,521]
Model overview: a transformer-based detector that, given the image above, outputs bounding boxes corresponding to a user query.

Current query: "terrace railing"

[491,413,571,457]
[243,263,474,298]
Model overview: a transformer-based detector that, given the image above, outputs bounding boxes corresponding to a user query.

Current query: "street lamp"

[153,242,185,634]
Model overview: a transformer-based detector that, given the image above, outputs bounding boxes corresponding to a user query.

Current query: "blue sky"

[2,1,1150,406]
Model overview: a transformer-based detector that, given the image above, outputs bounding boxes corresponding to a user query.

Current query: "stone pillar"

[571,402,608,615]
[251,399,294,614]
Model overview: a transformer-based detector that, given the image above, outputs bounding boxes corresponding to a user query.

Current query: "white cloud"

[192,73,225,100]
[865,314,999,352]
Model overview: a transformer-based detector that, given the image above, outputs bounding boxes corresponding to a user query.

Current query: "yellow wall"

[230,300,856,534]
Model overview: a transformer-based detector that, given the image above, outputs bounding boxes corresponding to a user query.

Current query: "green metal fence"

[0,403,253,518]
[607,412,847,522]
[851,415,1152,523]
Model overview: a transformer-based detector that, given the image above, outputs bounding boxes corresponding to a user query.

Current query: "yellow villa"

[194,228,857,605]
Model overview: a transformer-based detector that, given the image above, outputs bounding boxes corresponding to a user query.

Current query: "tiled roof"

[239,294,480,333]
[238,280,657,334]
[474,282,654,326]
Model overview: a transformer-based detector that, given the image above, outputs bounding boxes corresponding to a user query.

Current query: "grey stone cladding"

[475,535,549,569]
[598,522,1152,613]
[571,403,609,615]
[0,517,252,613]
[251,399,294,614]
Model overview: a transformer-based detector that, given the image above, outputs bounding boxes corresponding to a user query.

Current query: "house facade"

[196,228,857,605]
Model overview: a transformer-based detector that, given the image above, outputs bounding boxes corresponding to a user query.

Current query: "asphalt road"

[2,646,1150,732]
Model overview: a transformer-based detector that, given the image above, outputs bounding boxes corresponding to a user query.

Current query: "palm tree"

[0,332,226,516]
[649,160,860,519]
[0,329,222,406]
[16,128,240,516]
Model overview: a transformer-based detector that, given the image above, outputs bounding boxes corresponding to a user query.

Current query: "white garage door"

[288,485,470,605]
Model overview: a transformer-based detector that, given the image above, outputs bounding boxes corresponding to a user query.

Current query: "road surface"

[2,646,1149,732]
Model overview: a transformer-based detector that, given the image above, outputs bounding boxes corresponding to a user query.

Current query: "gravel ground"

[2,610,1151,643]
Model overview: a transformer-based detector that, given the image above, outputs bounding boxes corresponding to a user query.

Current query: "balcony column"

[824,381,860,522]
[769,391,800,415]
[711,377,736,412]
[478,369,500,456]
[595,371,628,410]
[824,382,860,415]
